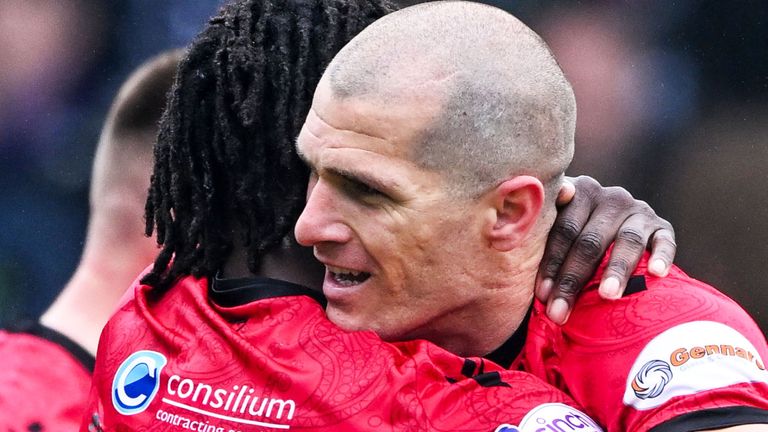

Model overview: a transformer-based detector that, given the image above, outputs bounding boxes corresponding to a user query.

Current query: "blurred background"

[0,0,765,335]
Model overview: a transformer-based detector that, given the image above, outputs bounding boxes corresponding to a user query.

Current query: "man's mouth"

[326,265,371,286]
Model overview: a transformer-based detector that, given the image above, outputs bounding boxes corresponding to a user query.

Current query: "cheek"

[356,210,434,278]
[421,216,480,270]
[386,221,443,280]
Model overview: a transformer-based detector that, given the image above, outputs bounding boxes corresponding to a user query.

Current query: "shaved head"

[325,1,575,198]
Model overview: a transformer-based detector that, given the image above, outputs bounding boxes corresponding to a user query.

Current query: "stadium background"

[0,0,765,335]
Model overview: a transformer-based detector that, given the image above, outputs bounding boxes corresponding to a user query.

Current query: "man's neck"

[415,296,533,359]
[222,243,324,290]
[39,240,155,356]
[411,244,543,358]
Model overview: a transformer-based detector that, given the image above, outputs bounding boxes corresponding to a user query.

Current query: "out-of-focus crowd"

[0,0,765,334]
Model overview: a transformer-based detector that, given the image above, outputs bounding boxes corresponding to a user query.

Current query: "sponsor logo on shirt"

[494,403,603,432]
[111,350,297,429]
[630,359,673,400]
[162,374,296,426]
[112,350,168,415]
[624,321,768,410]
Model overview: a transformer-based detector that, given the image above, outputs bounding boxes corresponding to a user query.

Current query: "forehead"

[298,79,442,161]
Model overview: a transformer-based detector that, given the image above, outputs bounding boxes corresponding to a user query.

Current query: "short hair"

[143,0,396,292]
[327,1,576,199]
[107,50,184,140]
[90,49,182,212]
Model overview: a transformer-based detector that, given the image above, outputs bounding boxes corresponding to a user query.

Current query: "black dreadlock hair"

[143,0,396,292]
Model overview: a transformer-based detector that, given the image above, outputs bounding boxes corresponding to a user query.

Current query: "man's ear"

[484,176,545,251]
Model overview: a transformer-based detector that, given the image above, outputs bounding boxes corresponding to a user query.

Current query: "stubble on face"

[297,79,511,354]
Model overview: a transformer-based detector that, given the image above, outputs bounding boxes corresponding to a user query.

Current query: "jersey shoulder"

[454,369,603,432]
[528,254,768,431]
[0,325,92,429]
[565,257,764,345]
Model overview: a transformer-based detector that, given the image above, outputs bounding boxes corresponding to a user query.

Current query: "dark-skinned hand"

[537,175,676,324]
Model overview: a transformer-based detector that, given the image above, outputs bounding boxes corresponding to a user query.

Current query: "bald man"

[294,2,768,431]
[0,50,181,429]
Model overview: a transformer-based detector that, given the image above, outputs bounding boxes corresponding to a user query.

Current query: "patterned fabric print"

[84,274,589,432]
[521,253,768,432]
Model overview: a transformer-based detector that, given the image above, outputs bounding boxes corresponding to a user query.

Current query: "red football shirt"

[0,321,93,430]
[83,273,601,432]
[517,253,768,431]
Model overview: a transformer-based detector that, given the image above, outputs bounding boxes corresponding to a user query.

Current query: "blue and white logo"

[112,350,167,415]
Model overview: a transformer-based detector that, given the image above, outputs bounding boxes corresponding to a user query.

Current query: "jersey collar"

[208,274,327,309]
[484,304,532,368]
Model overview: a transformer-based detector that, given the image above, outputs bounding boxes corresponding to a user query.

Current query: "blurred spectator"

[530,1,768,334]
[0,0,104,318]
[0,0,102,161]
[658,104,768,333]
[0,49,181,430]
[656,1,768,334]
[533,3,699,195]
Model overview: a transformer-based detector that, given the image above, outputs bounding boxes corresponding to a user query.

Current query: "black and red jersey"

[84,273,600,431]
[0,321,94,429]
[517,253,768,431]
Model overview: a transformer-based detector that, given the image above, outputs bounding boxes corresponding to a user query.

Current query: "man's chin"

[326,308,412,344]
[325,306,364,332]
[325,306,392,337]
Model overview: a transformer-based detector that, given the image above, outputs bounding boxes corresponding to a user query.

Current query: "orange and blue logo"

[631,359,673,399]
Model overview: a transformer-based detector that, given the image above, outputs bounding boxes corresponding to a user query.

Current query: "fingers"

[598,215,676,298]
[536,177,598,303]
[647,226,676,277]
[546,214,624,324]
[597,213,653,299]
[539,175,678,326]
[537,177,603,323]
[536,213,588,302]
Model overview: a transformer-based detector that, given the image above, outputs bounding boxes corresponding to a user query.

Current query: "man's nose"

[294,179,351,247]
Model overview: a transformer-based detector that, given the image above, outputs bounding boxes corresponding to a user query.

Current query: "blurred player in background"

[0,49,181,430]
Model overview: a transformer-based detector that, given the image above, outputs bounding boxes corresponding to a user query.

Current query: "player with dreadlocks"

[139,0,381,293]
[84,0,676,430]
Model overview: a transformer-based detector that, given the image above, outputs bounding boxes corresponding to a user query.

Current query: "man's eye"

[346,180,384,199]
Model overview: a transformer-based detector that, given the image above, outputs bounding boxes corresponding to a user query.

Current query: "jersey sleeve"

[552,269,768,431]
[0,321,93,430]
